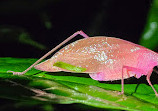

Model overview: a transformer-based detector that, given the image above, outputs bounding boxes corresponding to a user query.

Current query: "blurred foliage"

[0,26,47,50]
[139,0,158,50]
[0,57,158,111]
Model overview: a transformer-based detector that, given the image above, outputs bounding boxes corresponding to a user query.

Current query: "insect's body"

[35,37,158,81]
[9,31,158,96]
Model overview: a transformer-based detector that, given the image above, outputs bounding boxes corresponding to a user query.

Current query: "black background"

[0,0,151,58]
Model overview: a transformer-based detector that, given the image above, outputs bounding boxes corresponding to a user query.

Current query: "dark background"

[0,0,155,110]
[0,0,152,58]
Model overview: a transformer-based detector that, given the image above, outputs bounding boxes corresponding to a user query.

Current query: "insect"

[8,31,158,96]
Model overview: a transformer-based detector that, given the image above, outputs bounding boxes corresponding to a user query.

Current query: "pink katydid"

[8,31,158,96]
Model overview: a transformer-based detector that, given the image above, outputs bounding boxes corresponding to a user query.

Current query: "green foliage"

[0,57,158,111]
[139,0,158,50]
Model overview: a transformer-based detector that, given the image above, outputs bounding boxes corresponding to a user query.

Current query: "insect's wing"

[34,59,62,72]
[35,37,156,80]
[34,38,101,73]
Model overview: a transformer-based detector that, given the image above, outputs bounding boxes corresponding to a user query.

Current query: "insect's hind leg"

[8,30,89,75]
[146,70,158,96]
[153,66,158,74]
[122,66,158,96]
[76,30,89,38]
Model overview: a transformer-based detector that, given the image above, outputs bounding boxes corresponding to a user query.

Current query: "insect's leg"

[121,66,144,95]
[123,66,158,96]
[121,66,125,94]
[146,70,158,96]
[120,66,131,95]
[120,66,129,94]
[153,67,158,74]
[123,66,144,79]
[126,70,130,78]
[8,31,89,75]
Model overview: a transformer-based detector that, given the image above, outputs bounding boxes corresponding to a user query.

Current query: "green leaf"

[139,0,158,50]
[53,61,87,72]
[1,57,158,111]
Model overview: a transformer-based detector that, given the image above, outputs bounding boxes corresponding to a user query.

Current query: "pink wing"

[35,37,158,81]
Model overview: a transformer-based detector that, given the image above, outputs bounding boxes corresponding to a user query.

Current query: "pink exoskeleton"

[8,31,158,96]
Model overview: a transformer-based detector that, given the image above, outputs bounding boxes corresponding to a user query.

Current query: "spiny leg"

[8,30,89,75]
[146,71,158,96]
